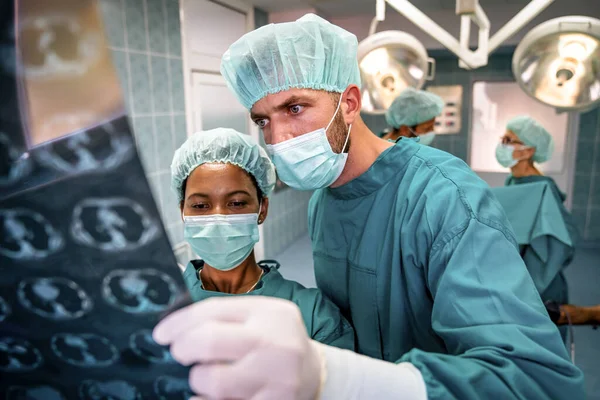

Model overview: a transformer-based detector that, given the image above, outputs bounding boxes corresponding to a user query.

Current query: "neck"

[200,252,263,294]
[332,118,393,187]
[511,160,542,178]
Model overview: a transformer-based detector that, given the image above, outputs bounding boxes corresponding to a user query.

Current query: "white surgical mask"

[266,96,351,191]
[495,143,530,168]
[183,212,260,271]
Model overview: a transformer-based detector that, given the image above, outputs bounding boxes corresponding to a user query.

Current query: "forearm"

[557,304,600,325]
[313,341,427,400]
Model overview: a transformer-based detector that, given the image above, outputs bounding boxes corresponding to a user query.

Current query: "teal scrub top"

[501,176,579,304]
[308,140,584,400]
[183,260,355,351]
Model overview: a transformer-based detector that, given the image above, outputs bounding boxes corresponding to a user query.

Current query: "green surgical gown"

[183,260,355,351]
[308,139,584,399]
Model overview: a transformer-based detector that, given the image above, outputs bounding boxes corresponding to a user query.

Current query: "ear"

[525,147,536,160]
[258,197,269,224]
[341,85,361,125]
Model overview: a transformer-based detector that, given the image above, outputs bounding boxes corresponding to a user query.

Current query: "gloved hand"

[153,296,324,400]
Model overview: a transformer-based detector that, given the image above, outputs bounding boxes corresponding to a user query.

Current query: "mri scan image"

[154,376,194,400]
[0,208,64,260]
[0,337,43,372]
[18,277,93,320]
[0,133,32,187]
[0,295,10,322]
[6,385,66,400]
[50,333,119,367]
[102,269,179,314]
[78,380,141,400]
[70,197,159,252]
[129,330,175,364]
[35,122,134,174]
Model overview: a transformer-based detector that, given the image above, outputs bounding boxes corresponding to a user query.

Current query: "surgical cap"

[171,128,276,201]
[221,13,361,110]
[507,116,554,163]
[385,88,444,128]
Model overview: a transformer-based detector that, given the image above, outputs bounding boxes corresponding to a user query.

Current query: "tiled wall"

[362,48,600,243]
[572,109,600,242]
[100,0,187,248]
[253,8,315,257]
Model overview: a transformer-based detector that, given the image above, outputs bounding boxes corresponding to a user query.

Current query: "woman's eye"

[229,201,247,208]
[290,105,303,114]
[191,204,209,209]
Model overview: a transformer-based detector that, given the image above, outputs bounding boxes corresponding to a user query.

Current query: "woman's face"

[180,163,269,222]
[502,129,535,161]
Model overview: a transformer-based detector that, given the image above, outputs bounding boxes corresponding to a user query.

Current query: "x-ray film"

[0,0,192,397]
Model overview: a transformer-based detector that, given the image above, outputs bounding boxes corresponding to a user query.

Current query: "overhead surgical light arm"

[377,0,554,70]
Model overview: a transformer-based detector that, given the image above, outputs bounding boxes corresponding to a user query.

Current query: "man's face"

[250,88,349,153]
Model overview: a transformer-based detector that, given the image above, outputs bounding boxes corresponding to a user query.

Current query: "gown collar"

[327,139,420,200]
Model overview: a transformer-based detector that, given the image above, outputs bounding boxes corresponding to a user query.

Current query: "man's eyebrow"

[250,95,314,120]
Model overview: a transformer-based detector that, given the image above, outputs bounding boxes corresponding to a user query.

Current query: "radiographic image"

[102,269,178,314]
[78,380,141,400]
[50,333,119,367]
[35,122,134,174]
[0,133,32,187]
[18,277,93,320]
[129,330,175,364]
[0,337,43,372]
[0,295,10,322]
[6,385,66,400]
[0,208,64,260]
[154,376,194,400]
[70,197,159,252]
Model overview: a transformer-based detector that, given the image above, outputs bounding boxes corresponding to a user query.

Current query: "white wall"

[329,1,600,49]
[269,8,326,23]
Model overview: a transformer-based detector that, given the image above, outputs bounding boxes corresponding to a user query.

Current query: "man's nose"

[267,120,295,145]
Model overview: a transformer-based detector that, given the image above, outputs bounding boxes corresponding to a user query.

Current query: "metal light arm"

[379,0,555,70]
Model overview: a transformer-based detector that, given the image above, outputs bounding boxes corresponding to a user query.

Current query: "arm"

[399,218,584,400]
[307,291,355,351]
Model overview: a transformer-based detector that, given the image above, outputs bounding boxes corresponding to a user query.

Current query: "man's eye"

[290,105,303,114]
[255,119,268,128]
[191,204,209,209]
[229,201,247,208]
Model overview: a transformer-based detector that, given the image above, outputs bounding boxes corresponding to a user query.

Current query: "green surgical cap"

[171,128,276,201]
[220,13,361,110]
[507,116,554,163]
[385,88,444,128]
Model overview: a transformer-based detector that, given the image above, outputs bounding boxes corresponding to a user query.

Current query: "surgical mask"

[266,96,351,191]
[495,144,519,168]
[418,131,436,146]
[183,212,260,271]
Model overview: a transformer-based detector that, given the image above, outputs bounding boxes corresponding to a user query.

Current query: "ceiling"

[249,0,536,17]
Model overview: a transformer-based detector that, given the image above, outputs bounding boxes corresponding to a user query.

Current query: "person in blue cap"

[154,14,584,400]
[170,128,354,351]
[381,87,444,146]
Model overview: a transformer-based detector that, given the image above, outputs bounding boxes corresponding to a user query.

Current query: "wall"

[99,0,187,248]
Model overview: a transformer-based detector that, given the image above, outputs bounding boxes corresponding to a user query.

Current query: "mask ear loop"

[326,94,352,154]
[257,199,263,223]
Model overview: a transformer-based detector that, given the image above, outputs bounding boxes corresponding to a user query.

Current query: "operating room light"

[513,16,600,111]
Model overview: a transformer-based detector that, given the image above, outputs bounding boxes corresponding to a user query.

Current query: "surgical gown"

[183,260,355,350]
[308,139,584,399]
[505,175,579,305]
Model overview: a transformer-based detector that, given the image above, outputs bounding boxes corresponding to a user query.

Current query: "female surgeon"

[495,116,579,306]
[170,127,354,350]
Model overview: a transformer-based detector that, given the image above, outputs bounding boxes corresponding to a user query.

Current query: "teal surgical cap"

[220,13,361,110]
[171,128,276,201]
[507,116,554,163]
[385,88,444,128]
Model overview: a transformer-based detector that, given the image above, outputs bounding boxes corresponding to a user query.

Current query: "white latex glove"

[153,296,323,400]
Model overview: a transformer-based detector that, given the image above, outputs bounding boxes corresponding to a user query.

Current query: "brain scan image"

[70,198,159,252]
[102,269,179,314]
[0,337,43,372]
[129,330,175,364]
[35,122,134,174]
[78,380,141,400]
[0,133,32,187]
[6,385,66,400]
[0,295,10,322]
[50,333,118,367]
[0,208,64,260]
[154,376,194,400]
[18,277,93,320]
[19,15,102,79]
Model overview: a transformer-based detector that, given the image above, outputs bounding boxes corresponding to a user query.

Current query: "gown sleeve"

[399,218,585,400]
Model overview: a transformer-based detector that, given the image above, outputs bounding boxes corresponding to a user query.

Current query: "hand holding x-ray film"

[153,296,323,400]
